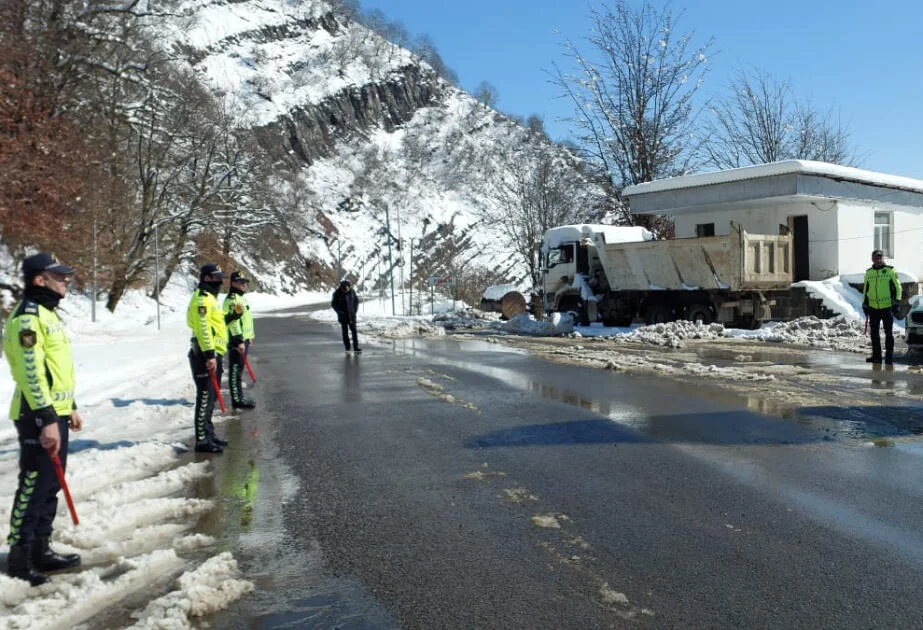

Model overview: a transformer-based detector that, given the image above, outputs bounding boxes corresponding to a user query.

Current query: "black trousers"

[7,415,69,547]
[227,341,249,405]
[868,307,894,360]
[188,349,223,444]
[339,317,359,350]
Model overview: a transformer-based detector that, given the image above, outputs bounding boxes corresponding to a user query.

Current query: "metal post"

[154,224,161,331]
[396,205,404,315]
[91,220,97,323]
[337,239,342,281]
[409,239,414,316]
[385,204,395,316]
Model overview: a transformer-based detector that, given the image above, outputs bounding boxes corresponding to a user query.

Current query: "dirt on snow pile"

[589,316,874,353]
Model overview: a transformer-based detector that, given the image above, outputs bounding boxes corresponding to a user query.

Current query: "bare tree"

[525,114,546,137]
[553,0,713,221]
[477,148,602,286]
[701,68,859,168]
[411,34,459,84]
[473,81,499,108]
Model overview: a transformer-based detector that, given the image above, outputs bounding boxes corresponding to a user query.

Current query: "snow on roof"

[541,224,653,252]
[482,283,521,300]
[622,160,923,198]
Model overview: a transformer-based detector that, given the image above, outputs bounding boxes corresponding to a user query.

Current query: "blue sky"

[360,0,923,179]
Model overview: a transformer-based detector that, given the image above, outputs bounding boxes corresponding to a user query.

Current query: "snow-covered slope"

[158,0,605,295]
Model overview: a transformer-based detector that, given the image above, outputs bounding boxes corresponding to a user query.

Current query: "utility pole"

[409,238,414,316]
[385,204,395,316]
[154,224,161,331]
[337,238,342,281]
[91,220,97,323]
[396,205,404,315]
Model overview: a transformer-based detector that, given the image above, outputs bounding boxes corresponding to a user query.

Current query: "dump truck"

[538,223,793,328]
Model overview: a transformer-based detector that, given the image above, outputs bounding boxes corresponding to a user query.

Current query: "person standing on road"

[187,263,229,452]
[862,249,902,364]
[223,271,256,410]
[3,252,83,586]
[331,280,361,353]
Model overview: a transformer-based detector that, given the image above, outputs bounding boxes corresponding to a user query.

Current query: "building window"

[696,223,715,237]
[874,211,893,257]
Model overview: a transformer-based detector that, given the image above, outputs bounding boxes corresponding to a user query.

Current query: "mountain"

[158,0,609,301]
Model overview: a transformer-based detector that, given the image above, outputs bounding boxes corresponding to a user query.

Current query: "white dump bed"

[594,224,792,291]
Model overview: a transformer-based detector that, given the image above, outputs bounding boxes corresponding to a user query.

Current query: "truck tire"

[684,304,714,325]
[602,313,633,327]
[736,315,762,330]
[644,304,674,325]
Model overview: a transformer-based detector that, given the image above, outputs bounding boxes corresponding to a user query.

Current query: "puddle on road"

[394,336,923,443]
[189,408,397,629]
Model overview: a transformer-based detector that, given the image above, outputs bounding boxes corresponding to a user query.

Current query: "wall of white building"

[673,201,839,280]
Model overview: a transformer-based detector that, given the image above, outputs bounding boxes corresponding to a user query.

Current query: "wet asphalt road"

[205,313,923,629]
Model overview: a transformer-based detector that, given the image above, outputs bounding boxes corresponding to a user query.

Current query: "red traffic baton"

[208,365,227,413]
[49,452,79,525]
[243,354,257,384]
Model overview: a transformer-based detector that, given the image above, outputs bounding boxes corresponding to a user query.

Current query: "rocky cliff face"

[267,64,443,164]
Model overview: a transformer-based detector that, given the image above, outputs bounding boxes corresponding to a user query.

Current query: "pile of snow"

[736,316,871,352]
[500,312,575,336]
[614,321,728,348]
[481,284,521,301]
[601,316,875,353]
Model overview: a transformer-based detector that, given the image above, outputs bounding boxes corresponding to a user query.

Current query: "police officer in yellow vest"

[3,253,83,586]
[862,249,902,364]
[187,263,229,453]
[223,271,255,410]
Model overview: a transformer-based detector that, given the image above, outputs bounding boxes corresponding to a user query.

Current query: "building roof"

[623,160,923,198]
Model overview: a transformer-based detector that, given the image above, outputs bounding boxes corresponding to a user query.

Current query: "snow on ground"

[0,277,325,629]
[540,276,896,354]
[0,272,905,627]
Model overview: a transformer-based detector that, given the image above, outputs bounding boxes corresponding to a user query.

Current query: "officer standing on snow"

[223,271,255,409]
[187,263,229,452]
[862,248,902,364]
[3,253,83,586]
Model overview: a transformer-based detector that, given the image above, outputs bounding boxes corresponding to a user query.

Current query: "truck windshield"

[547,245,574,268]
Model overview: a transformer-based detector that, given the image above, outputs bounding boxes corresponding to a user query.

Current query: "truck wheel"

[685,304,714,325]
[645,304,674,325]
[602,313,633,327]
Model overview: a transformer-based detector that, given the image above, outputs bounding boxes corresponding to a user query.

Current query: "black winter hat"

[871,249,884,258]
[230,271,250,283]
[340,280,351,288]
[23,252,74,281]
[199,263,226,280]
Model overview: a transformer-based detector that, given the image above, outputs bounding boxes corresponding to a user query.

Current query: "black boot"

[7,544,50,586]
[232,399,255,409]
[32,537,80,572]
[195,441,223,453]
[866,356,882,363]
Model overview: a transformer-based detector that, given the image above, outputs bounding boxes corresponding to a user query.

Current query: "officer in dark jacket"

[862,249,902,364]
[331,280,361,353]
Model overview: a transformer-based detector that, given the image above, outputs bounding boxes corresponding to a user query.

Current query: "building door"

[788,215,810,281]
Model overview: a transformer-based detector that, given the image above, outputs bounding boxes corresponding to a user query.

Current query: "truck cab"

[539,224,652,325]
